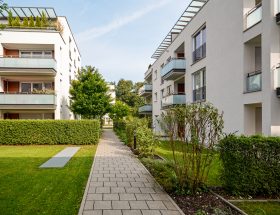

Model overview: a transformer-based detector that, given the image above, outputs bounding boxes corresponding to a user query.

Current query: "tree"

[29,16,34,27]
[70,66,111,119]
[35,16,41,27]
[41,11,48,27]
[109,101,130,120]
[115,79,145,116]
[7,10,12,26]
[22,17,28,27]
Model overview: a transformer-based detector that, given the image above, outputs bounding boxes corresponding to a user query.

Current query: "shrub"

[8,10,13,26]
[12,17,20,27]
[41,11,48,27]
[29,16,34,27]
[219,135,280,196]
[22,17,28,27]
[125,117,147,147]
[0,120,100,145]
[136,125,158,158]
[159,103,224,193]
[35,16,41,27]
[141,158,177,193]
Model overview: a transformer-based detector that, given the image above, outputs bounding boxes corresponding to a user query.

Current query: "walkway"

[79,129,184,215]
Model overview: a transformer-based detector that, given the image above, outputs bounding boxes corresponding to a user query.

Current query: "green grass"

[0,145,97,215]
[233,202,280,215]
[155,141,223,187]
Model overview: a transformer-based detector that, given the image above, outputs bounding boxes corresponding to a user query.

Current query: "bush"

[136,125,158,158]
[219,135,280,196]
[0,120,100,145]
[141,158,177,193]
[125,117,147,147]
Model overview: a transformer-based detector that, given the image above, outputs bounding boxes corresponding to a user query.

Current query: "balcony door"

[4,81,19,93]
[178,83,185,94]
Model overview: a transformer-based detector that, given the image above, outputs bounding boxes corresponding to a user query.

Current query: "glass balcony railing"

[138,104,152,113]
[0,57,57,72]
[139,84,152,96]
[161,94,186,108]
[247,72,262,92]
[246,3,262,29]
[0,94,57,106]
[161,58,186,80]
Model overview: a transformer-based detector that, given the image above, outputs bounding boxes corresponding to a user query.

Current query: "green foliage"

[141,158,177,193]
[0,23,6,29]
[7,10,12,26]
[12,16,20,27]
[22,17,28,27]
[35,16,41,27]
[115,79,144,115]
[70,66,111,119]
[109,101,130,120]
[41,11,48,27]
[0,120,100,145]
[29,16,35,27]
[159,103,224,193]
[136,125,159,158]
[219,135,280,196]
[125,117,147,147]
[0,0,8,13]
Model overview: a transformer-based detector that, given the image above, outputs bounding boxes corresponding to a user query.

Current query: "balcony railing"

[138,104,152,114]
[193,86,206,102]
[246,71,262,92]
[193,43,206,63]
[139,84,152,96]
[0,94,57,106]
[161,58,186,80]
[161,94,186,108]
[0,56,57,72]
[246,3,262,29]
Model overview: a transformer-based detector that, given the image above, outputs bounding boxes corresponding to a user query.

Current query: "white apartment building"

[0,7,81,119]
[140,0,280,136]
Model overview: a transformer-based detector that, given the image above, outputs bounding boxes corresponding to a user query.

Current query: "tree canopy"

[0,1,7,13]
[109,101,130,120]
[70,66,111,119]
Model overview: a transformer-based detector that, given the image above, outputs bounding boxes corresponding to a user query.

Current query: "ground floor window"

[193,68,206,102]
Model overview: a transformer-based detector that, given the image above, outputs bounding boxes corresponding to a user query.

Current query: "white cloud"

[76,0,171,43]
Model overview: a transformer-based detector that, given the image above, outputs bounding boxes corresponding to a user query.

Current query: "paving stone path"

[79,129,184,215]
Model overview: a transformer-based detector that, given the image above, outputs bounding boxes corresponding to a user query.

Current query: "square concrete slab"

[40,147,80,168]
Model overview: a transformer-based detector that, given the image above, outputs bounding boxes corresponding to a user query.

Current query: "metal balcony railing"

[193,86,206,102]
[193,43,206,63]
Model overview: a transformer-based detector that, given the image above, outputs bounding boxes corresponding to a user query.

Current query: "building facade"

[0,7,81,119]
[140,0,280,136]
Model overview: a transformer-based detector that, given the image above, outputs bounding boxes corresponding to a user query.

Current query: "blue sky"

[7,0,191,82]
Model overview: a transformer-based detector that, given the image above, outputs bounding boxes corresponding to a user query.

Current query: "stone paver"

[79,129,184,215]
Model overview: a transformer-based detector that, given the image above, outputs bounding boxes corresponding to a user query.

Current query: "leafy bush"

[0,120,100,145]
[219,135,280,196]
[136,125,159,158]
[125,117,147,147]
[141,158,177,193]
[159,103,224,193]
[29,16,34,27]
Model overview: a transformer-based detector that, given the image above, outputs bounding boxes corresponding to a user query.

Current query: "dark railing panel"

[192,43,206,63]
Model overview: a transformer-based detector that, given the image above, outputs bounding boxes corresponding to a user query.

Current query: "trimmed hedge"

[0,120,100,145]
[219,135,280,196]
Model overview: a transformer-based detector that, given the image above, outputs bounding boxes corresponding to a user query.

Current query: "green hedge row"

[0,120,100,145]
[219,135,280,196]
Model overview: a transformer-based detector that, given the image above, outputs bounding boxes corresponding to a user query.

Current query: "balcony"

[0,56,57,75]
[245,3,262,29]
[193,43,206,63]
[161,94,186,109]
[246,71,262,92]
[139,84,152,97]
[161,58,186,80]
[0,94,57,109]
[193,86,206,102]
[138,104,152,114]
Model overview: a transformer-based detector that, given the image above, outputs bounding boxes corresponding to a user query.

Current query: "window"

[161,89,164,98]
[193,26,206,62]
[161,77,164,85]
[193,69,206,102]
[21,83,31,93]
[154,92,158,102]
[167,85,171,95]
[32,51,43,58]
[20,51,53,58]
[44,82,53,90]
[33,83,43,91]
[44,51,52,58]
[20,51,31,58]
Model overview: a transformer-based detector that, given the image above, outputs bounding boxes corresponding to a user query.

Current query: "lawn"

[233,202,280,215]
[155,141,223,187]
[0,145,97,215]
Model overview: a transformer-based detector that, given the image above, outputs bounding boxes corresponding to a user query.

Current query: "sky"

[7,0,191,82]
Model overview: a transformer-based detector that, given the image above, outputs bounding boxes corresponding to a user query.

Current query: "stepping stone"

[40,147,80,168]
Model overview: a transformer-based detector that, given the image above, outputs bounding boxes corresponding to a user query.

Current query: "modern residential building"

[142,0,280,136]
[0,7,81,119]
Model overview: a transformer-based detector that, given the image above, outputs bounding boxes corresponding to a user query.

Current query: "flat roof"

[0,7,57,20]
[151,0,208,59]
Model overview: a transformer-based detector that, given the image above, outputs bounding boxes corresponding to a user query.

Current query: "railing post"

[133,131,137,150]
